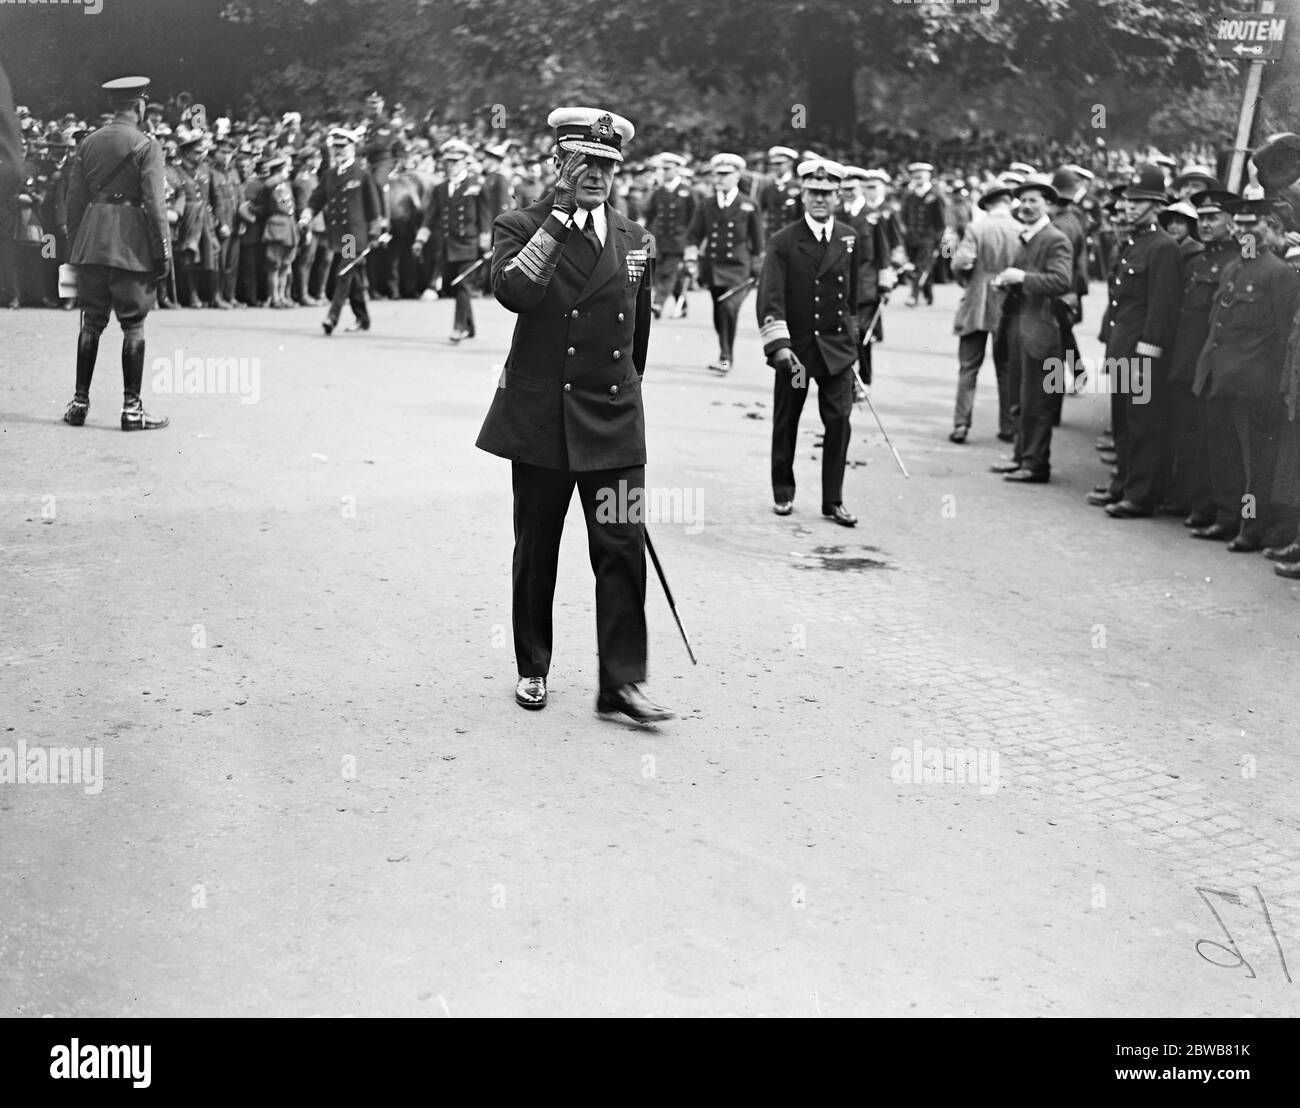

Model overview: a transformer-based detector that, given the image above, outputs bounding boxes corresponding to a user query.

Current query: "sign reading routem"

[1213,13,1288,60]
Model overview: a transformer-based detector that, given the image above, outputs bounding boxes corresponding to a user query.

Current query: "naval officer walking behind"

[476,106,673,723]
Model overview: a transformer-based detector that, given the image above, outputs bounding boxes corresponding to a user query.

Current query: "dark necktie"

[572,216,602,272]
[813,226,828,262]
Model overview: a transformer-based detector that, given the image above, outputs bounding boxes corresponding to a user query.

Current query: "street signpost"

[1221,5,1288,193]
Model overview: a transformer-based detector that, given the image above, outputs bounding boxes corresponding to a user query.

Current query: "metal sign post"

[1222,3,1286,192]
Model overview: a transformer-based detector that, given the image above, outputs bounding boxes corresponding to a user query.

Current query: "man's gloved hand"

[477,231,490,255]
[375,232,392,248]
[153,256,171,283]
[412,225,429,258]
[878,265,898,290]
[552,150,588,216]
[772,347,804,377]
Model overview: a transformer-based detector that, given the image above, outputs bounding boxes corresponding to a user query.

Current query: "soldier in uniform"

[173,133,219,308]
[477,105,672,723]
[361,92,401,299]
[642,152,694,319]
[757,159,861,526]
[686,152,762,373]
[899,162,948,306]
[1166,190,1238,529]
[62,76,171,430]
[414,138,490,343]
[299,127,384,335]
[1191,198,1300,550]
[758,145,802,243]
[209,137,243,308]
[1086,166,1183,518]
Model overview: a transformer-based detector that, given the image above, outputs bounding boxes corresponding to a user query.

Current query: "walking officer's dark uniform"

[642,152,695,317]
[62,76,171,430]
[756,159,861,526]
[415,138,490,343]
[686,152,763,373]
[300,127,384,335]
[477,106,672,723]
[758,145,803,243]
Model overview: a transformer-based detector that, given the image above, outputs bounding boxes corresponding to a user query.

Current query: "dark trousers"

[219,234,239,302]
[325,256,369,326]
[1117,360,1171,508]
[954,329,1012,433]
[443,257,476,333]
[709,283,742,360]
[652,253,683,308]
[77,265,154,333]
[1171,386,1215,518]
[511,462,648,691]
[771,353,853,506]
[1206,394,1285,540]
[906,238,936,303]
[1012,336,1057,476]
[238,240,264,305]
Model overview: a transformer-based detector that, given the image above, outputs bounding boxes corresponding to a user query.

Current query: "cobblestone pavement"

[2,283,1297,1016]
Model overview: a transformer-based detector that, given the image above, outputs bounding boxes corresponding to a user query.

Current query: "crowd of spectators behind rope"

[0,88,1224,309]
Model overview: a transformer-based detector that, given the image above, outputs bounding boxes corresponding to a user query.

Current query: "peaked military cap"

[548,106,634,163]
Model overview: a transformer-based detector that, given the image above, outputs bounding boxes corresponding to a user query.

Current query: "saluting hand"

[553,151,588,216]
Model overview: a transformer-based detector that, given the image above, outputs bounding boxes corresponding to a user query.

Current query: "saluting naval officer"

[757,158,861,526]
[62,76,171,430]
[477,105,673,724]
[414,138,491,343]
[686,152,763,373]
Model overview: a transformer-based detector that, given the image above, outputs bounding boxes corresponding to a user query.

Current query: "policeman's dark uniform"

[63,76,171,430]
[756,160,860,520]
[477,106,670,721]
[687,153,762,371]
[642,154,695,315]
[1192,200,1300,547]
[1097,168,1183,513]
[304,128,382,334]
[1168,192,1237,525]
[417,140,490,341]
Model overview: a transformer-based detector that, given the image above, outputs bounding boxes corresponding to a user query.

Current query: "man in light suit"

[989,175,1074,483]
[949,181,1022,444]
[478,106,672,724]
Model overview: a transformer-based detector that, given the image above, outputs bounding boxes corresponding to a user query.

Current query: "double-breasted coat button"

[571,309,579,318]
[617,312,624,321]
[567,346,576,355]
[610,384,619,394]
[612,350,622,360]
[564,383,572,392]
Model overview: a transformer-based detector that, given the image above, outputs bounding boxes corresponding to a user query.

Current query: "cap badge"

[591,114,615,140]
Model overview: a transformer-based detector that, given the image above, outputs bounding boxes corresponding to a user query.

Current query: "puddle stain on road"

[790,545,894,572]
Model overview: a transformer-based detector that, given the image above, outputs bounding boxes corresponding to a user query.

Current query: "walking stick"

[860,296,887,346]
[717,276,757,302]
[860,390,910,479]
[336,243,375,279]
[450,255,487,287]
[645,529,697,665]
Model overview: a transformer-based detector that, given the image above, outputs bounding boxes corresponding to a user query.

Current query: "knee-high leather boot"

[120,336,169,431]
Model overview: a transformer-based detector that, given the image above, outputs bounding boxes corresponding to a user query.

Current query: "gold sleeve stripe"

[759,319,790,344]
[505,225,563,284]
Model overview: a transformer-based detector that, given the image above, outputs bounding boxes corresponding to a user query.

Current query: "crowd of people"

[7,81,1300,584]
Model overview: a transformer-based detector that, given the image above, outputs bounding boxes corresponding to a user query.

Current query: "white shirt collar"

[912,181,932,196]
[804,212,833,241]
[1021,214,1051,241]
[334,156,354,173]
[572,204,608,246]
[842,196,864,217]
[663,176,680,190]
[717,187,738,209]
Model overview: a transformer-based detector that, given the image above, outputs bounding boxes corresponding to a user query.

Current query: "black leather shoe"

[596,683,674,723]
[996,432,1015,443]
[822,504,858,526]
[1184,513,1215,529]
[1227,535,1263,553]
[322,318,336,335]
[948,427,968,444]
[1003,468,1049,483]
[121,404,169,431]
[1086,489,1119,506]
[515,676,547,710]
[1191,523,1236,541]
[1275,561,1300,579]
[1264,541,1300,562]
[1106,499,1152,519]
[63,399,88,426]
[989,461,1021,474]
[773,500,793,516]
[708,358,731,374]
[1091,484,1110,495]
[348,318,371,332]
